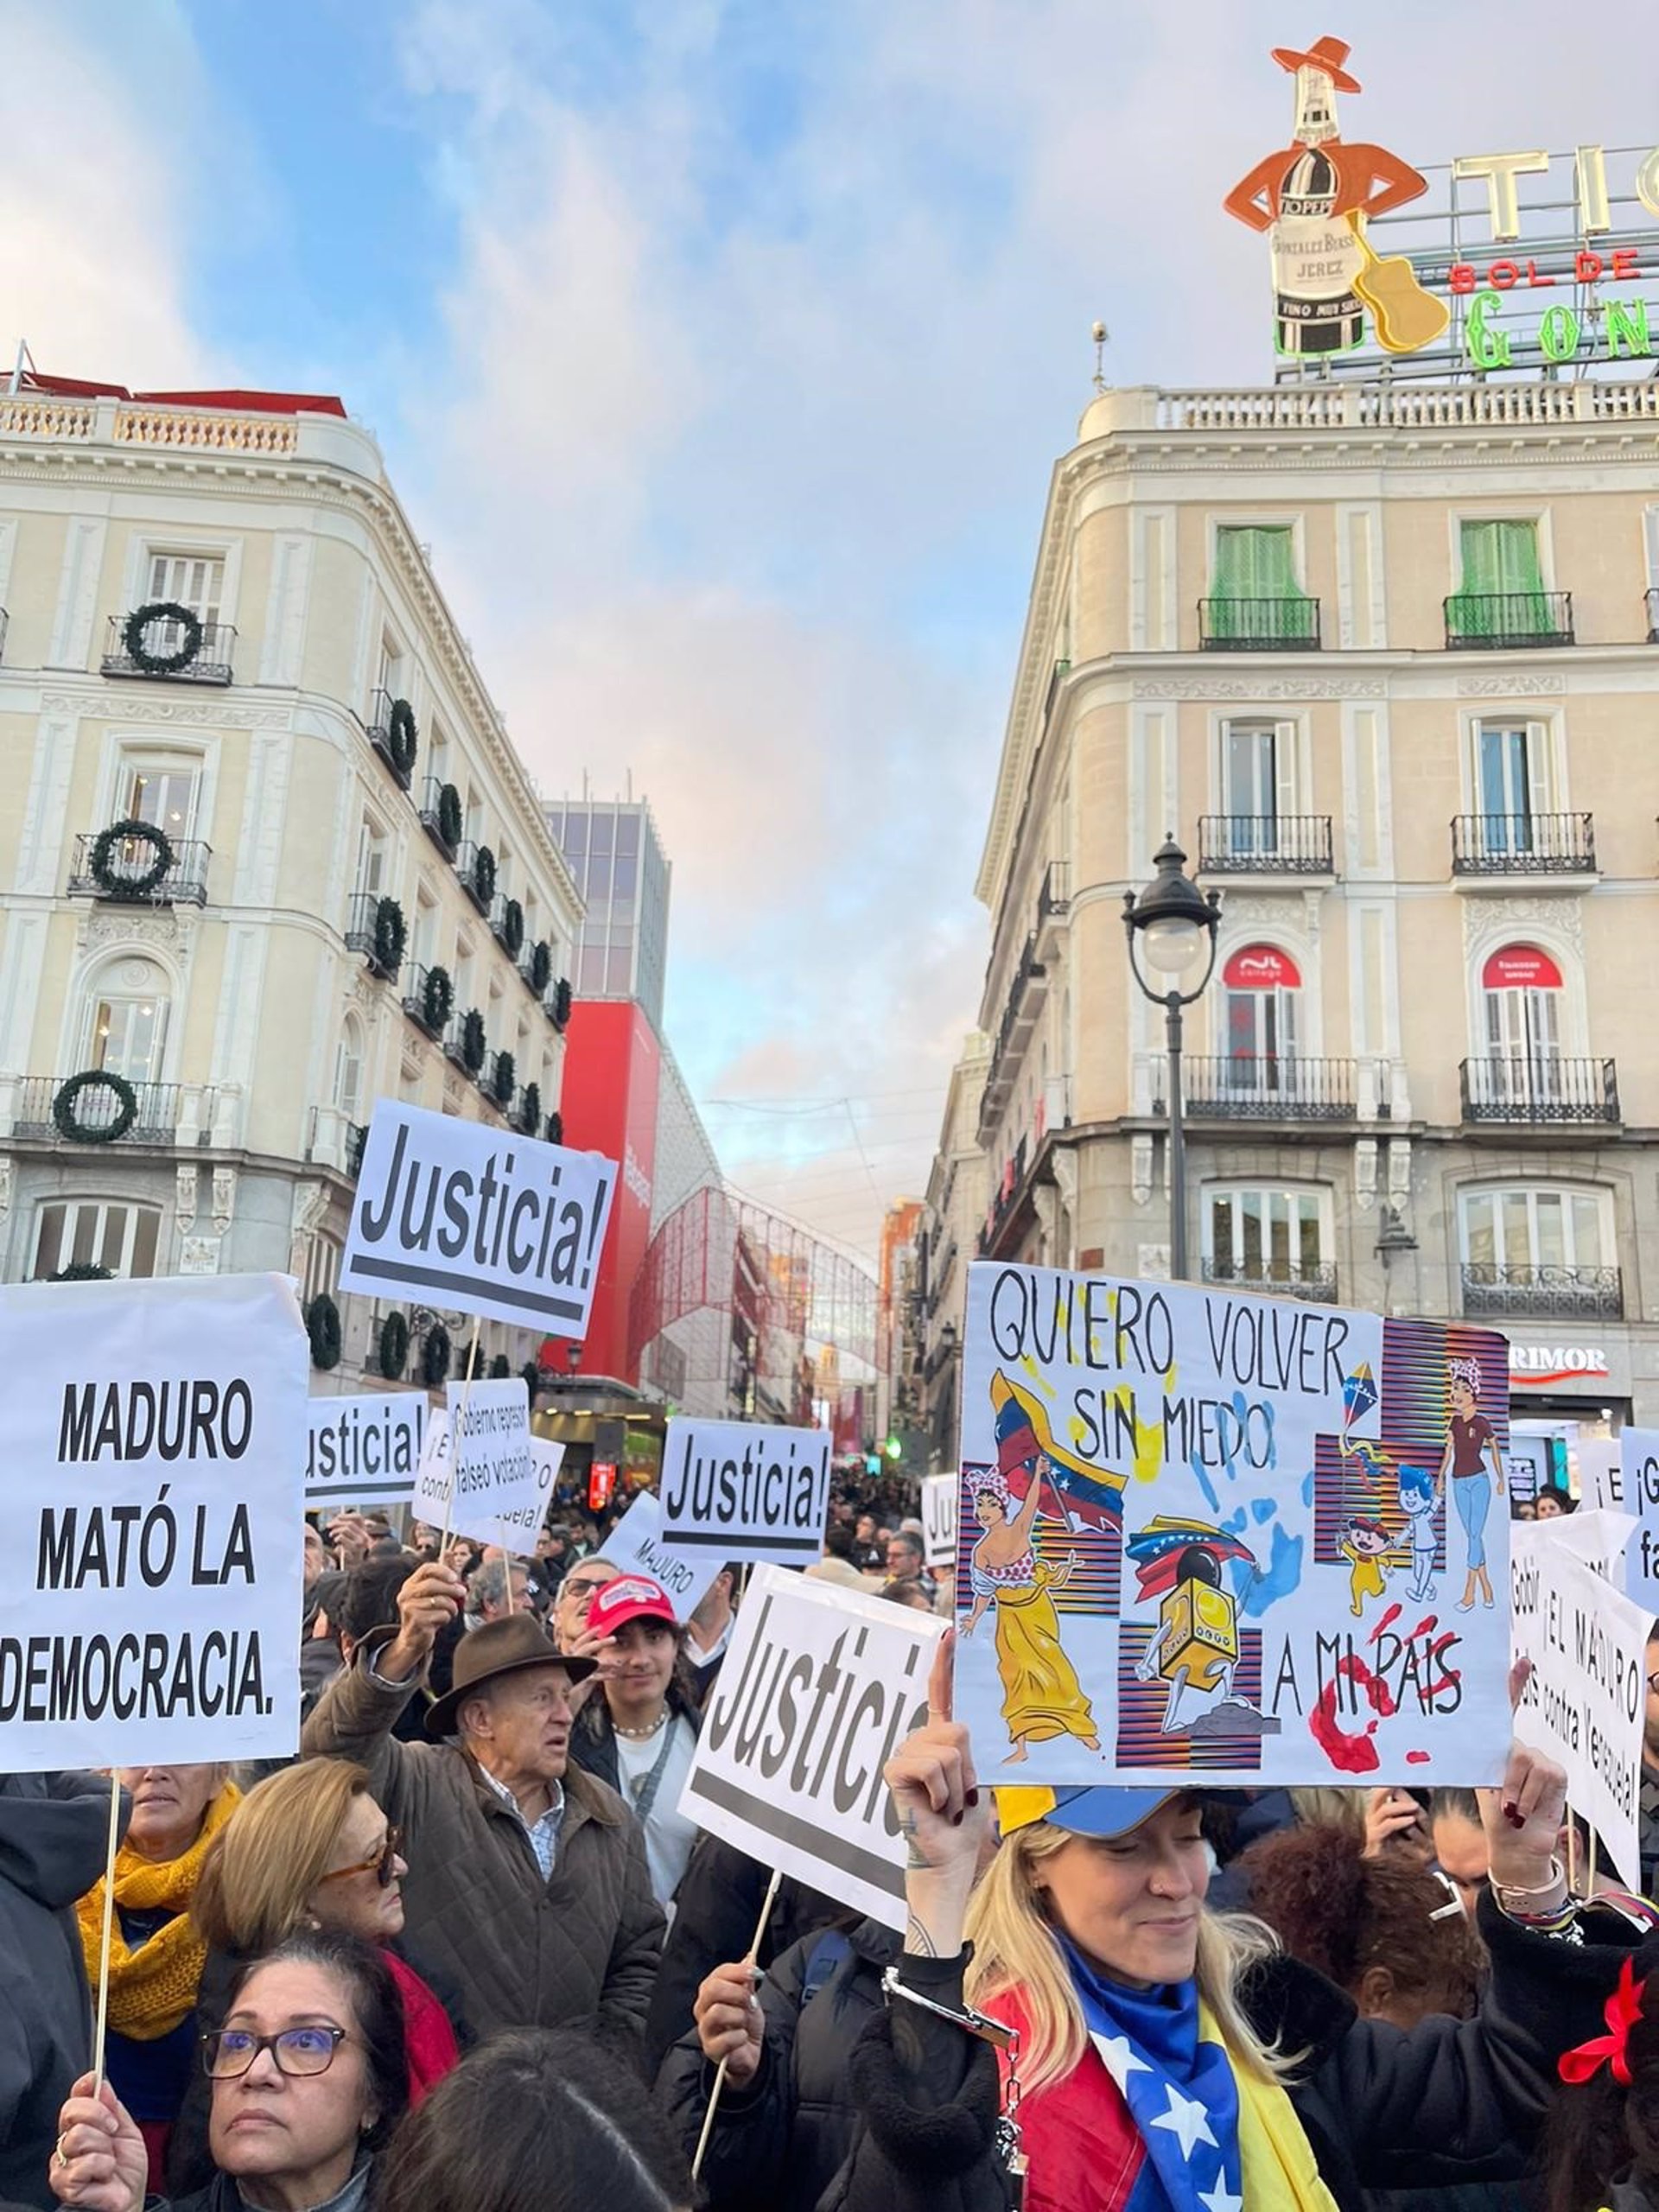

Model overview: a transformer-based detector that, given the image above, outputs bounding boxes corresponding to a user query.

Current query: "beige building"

[934,372,1659,1446]
[918,1033,990,1470]
[0,371,582,1390]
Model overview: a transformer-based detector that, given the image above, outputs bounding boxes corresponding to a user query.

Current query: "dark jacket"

[569,1673,702,1797]
[644,1834,847,2074]
[0,1773,125,2212]
[658,1917,895,2209]
[301,1637,664,2046]
[825,1898,1634,2212]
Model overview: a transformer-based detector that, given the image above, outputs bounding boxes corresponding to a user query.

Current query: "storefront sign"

[1481,946,1562,993]
[1223,944,1300,991]
[1508,1344,1612,1389]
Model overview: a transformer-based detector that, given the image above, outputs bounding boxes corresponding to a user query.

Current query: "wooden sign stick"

[90,1771,124,2096]
[436,1321,482,1552]
[691,1866,783,2182]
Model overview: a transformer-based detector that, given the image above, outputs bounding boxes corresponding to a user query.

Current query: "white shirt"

[476,1761,566,1881]
[614,1713,698,1913]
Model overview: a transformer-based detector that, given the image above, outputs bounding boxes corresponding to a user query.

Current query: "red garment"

[137,2120,171,2198]
[990,1990,1144,2212]
[385,1951,460,2106]
[1224,139,1425,230]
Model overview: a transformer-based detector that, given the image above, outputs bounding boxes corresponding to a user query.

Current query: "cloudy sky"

[4,0,1655,1255]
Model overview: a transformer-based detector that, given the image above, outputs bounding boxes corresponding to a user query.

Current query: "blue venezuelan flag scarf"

[1062,1937,1243,2212]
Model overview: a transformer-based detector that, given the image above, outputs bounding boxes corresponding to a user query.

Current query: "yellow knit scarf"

[76,1784,240,2041]
[1198,2000,1340,2212]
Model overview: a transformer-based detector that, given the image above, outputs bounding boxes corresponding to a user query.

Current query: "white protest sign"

[305,1393,427,1509]
[1511,1522,1655,1889]
[1544,1506,1634,1592]
[0,1274,308,1770]
[957,1264,1513,1787]
[531,1435,564,1499]
[660,1416,832,1567]
[1578,1436,1623,1513]
[340,1100,618,1338]
[414,1381,544,1551]
[922,1473,958,1570]
[1620,1429,1659,1610]
[603,1490,722,1619]
[680,1567,945,1929]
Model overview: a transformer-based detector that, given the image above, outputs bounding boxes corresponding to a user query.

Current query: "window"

[454,934,476,1008]
[577,941,607,993]
[1460,1186,1608,1275]
[1205,1187,1325,1287]
[1450,519,1549,638]
[1207,525,1313,642]
[86,958,170,1085]
[302,1236,340,1306]
[335,1015,365,1119]
[413,887,439,971]
[1221,944,1300,1088]
[1482,944,1562,1062]
[122,754,200,840]
[33,1200,160,1280]
[1471,720,1554,849]
[374,631,405,702]
[1219,719,1295,852]
[147,553,224,626]
[356,815,388,897]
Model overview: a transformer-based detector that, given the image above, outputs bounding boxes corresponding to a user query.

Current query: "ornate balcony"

[343,890,404,982]
[1180,1056,1357,1122]
[1452,813,1595,876]
[67,830,210,907]
[454,841,494,915]
[1202,1259,1338,1303]
[418,775,461,859]
[364,689,416,791]
[1198,816,1333,876]
[101,610,235,684]
[1198,596,1320,651]
[1444,591,1573,650]
[1460,1262,1624,1321]
[1459,1056,1619,1124]
[12,1076,207,1147]
[401,962,453,1039]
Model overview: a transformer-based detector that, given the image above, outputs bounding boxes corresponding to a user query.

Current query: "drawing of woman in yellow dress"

[962,1466,1099,1763]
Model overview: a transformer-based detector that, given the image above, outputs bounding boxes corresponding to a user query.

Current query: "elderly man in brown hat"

[301,1556,662,2043]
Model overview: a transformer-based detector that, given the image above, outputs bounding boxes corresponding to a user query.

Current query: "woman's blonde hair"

[192,1758,372,1955]
[963,1821,1294,2097]
[1287,1787,1367,1837]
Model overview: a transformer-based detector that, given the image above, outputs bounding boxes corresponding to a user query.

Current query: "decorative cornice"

[1132,675,1389,701]
[1454,671,1567,696]
[41,686,291,729]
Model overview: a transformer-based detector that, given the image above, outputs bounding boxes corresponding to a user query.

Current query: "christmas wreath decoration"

[307,1293,343,1371]
[518,1080,541,1136]
[385,698,418,779]
[422,964,454,1033]
[53,1070,138,1144]
[520,1360,541,1397]
[528,940,552,995]
[49,1262,114,1282]
[123,600,202,676]
[498,897,524,959]
[437,782,463,850]
[489,1353,511,1380]
[90,818,174,898]
[422,1324,452,1389]
[552,977,572,1031]
[491,1050,515,1107]
[460,1008,486,1075]
[544,1109,564,1146]
[378,1310,410,1381]
[372,896,406,976]
[470,843,497,908]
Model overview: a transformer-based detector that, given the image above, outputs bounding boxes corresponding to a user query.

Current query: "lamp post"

[1123,836,1221,1281]
[564,1340,583,1377]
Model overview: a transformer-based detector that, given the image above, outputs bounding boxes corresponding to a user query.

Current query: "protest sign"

[604,1490,722,1619]
[414,1381,545,1551]
[1578,1436,1623,1514]
[660,1416,831,1567]
[921,1472,958,1570]
[1511,1522,1655,1889]
[530,1435,564,1499]
[0,1273,308,1770]
[1544,1506,1635,1592]
[1619,1429,1659,1610]
[956,1262,1512,1788]
[340,1100,617,1338]
[679,1567,944,1928]
[305,1392,426,1509]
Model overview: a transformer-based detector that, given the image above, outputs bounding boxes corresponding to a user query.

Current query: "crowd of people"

[12,1474,1659,2212]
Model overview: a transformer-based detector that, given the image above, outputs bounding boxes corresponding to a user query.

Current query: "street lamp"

[564,1340,583,1376]
[1123,836,1221,1281]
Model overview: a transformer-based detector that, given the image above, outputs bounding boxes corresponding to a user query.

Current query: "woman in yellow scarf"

[75,1764,238,2190]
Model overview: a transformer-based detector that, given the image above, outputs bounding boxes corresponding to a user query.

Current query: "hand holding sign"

[49,2073,147,2212]
[380,1559,467,1683]
[693,1962,766,2088]
[884,1631,986,1961]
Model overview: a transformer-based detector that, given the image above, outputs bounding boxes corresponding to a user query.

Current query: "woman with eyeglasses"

[163,1761,457,2198]
[49,1927,407,2212]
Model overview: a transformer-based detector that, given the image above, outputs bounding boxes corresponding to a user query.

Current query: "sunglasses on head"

[315,1826,402,1889]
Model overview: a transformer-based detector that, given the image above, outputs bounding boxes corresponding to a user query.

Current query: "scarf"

[1063,1939,1336,2212]
[76,1783,239,2039]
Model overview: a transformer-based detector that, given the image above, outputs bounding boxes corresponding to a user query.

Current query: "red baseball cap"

[587,1573,677,1637]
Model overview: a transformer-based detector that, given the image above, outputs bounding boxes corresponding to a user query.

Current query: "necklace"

[614,1708,670,1741]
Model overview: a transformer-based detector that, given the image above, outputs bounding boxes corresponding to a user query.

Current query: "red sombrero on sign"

[1269,35,1361,92]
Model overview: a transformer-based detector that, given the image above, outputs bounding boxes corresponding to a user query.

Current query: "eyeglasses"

[201,2026,348,2079]
[315,1827,402,1889]
[564,1577,612,1605]
[1646,1670,1659,1697]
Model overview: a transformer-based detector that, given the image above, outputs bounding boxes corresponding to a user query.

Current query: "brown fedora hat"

[424,1614,595,1741]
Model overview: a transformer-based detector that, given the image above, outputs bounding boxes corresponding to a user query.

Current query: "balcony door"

[1221,719,1296,858]
[1210,524,1307,642]
[1473,721,1552,855]
[1452,518,1548,639]
[86,958,171,1088]
[1481,944,1562,1105]
[1222,944,1301,1096]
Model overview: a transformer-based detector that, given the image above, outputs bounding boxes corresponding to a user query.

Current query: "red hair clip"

[1559,1958,1646,2088]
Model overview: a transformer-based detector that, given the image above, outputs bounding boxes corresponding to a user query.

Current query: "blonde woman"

[834,1637,1618,2212]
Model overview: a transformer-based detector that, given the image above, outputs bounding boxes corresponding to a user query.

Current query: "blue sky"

[6,0,1657,1252]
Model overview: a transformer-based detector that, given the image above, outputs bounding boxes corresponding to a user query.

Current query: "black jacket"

[824,1897,1637,2212]
[0,1774,126,2212]
[657,1916,897,2212]
[643,1834,847,2075]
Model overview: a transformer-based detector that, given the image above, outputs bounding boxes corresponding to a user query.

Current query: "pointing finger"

[927,1627,956,1726]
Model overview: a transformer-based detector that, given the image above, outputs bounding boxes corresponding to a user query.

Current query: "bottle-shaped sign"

[1273,143,1366,355]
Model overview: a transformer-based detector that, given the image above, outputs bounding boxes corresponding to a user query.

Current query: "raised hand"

[49,2077,147,2212]
[693,1961,766,2088]
[884,1631,987,1959]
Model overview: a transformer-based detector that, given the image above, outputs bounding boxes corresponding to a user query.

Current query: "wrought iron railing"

[1198,596,1321,651]
[0,607,8,662]
[67,830,211,906]
[1444,590,1573,649]
[1451,813,1595,874]
[1179,1056,1357,1121]
[1460,1263,1624,1320]
[343,890,403,981]
[364,689,414,790]
[1038,861,1071,921]
[1459,1056,1619,1123]
[1202,1259,1338,1303]
[418,775,461,856]
[346,1122,368,1179]
[401,962,451,1038]
[13,1077,196,1145]
[454,841,493,913]
[100,613,235,684]
[1198,816,1333,874]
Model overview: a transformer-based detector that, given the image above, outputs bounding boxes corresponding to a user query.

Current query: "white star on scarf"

[1150,2084,1217,2159]
[1090,2032,1151,2088]
[1198,2176,1243,2212]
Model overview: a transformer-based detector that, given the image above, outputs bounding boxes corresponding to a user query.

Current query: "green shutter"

[1451,520,1549,639]
[1211,527,1313,642]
